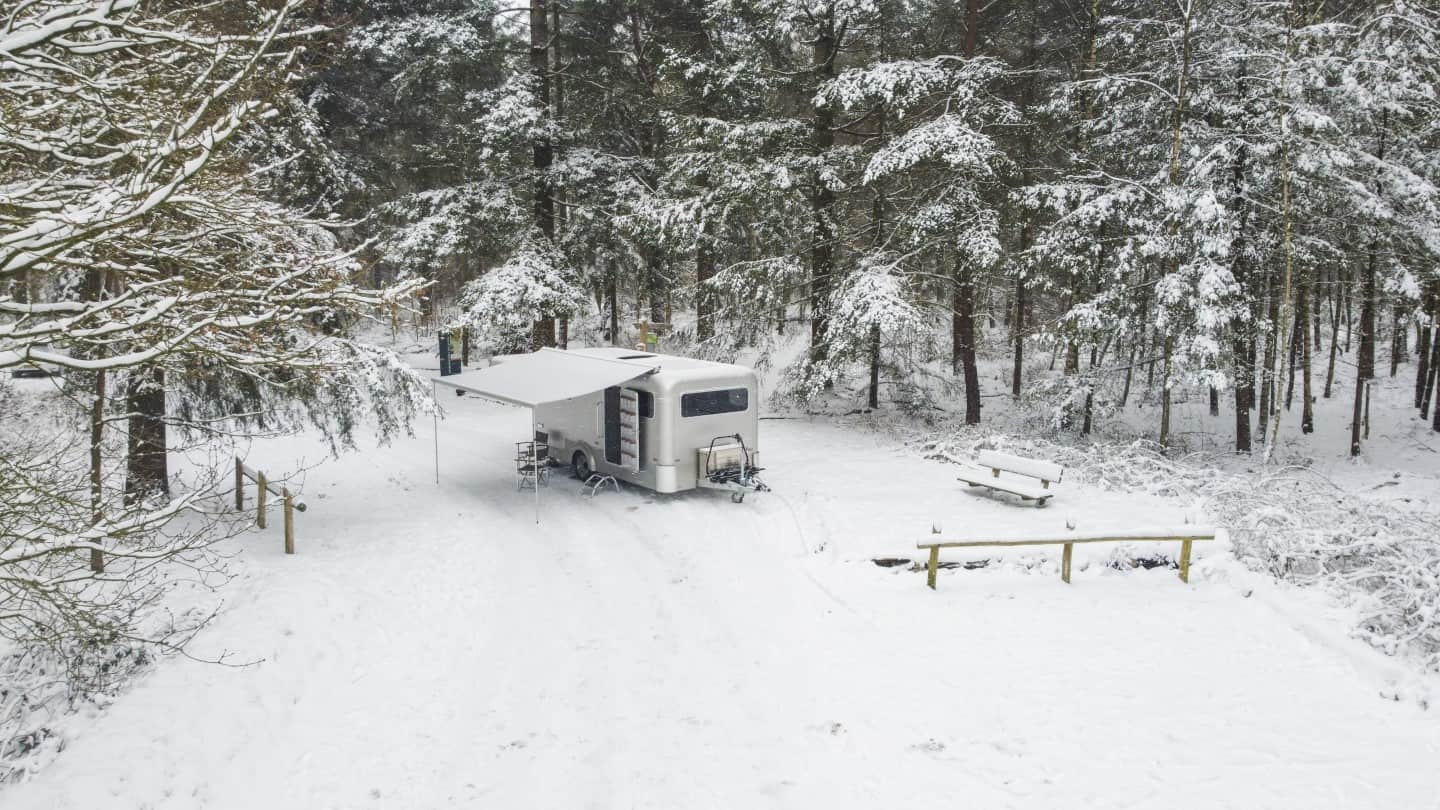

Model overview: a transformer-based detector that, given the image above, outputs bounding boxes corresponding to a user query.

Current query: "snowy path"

[8,399,1439,809]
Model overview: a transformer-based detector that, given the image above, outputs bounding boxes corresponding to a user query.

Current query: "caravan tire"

[572,451,592,481]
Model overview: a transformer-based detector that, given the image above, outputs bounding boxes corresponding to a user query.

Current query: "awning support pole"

[433,380,440,485]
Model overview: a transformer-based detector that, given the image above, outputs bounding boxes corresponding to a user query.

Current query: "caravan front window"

[681,388,748,417]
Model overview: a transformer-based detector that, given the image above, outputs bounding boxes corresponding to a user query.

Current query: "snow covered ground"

[7,389,1438,809]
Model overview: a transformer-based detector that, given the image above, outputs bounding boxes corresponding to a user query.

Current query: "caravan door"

[603,386,641,472]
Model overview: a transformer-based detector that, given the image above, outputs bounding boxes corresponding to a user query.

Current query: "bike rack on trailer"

[698,433,770,502]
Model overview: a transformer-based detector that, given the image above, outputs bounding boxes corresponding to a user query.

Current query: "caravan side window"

[681,388,748,417]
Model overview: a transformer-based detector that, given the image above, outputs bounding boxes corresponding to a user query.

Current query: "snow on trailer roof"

[566,347,756,384]
[432,347,655,406]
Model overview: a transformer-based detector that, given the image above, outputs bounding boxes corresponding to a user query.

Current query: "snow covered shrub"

[0,637,150,783]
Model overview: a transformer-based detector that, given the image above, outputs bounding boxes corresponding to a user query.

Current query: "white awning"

[432,347,654,407]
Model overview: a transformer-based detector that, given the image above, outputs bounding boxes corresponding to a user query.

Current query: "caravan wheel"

[572,451,592,481]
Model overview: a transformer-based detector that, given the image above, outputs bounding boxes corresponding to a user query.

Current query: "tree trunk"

[529,0,555,348]
[1323,284,1341,399]
[951,0,981,424]
[1082,344,1099,435]
[1263,5,1300,462]
[89,369,105,573]
[1299,266,1314,433]
[1012,265,1025,399]
[1351,242,1379,453]
[606,265,619,345]
[1417,285,1436,410]
[82,267,108,574]
[125,366,169,505]
[1157,1,1196,454]
[1421,324,1439,419]
[646,251,666,325]
[695,187,717,342]
[1159,335,1174,451]
[1433,346,1440,432]
[1259,274,1278,438]
[1013,1,1038,401]
[1284,314,1298,411]
[1390,305,1405,376]
[1228,135,1254,452]
[808,13,837,367]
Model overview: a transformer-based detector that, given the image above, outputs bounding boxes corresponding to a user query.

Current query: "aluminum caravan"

[529,348,767,500]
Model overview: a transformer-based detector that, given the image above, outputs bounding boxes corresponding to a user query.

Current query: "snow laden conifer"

[456,239,588,353]
[640,16,811,353]
[808,53,1015,414]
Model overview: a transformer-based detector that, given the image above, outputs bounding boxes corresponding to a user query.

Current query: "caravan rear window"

[681,388,748,417]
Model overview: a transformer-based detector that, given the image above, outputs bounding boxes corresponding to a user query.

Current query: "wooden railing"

[234,457,307,554]
[916,527,1217,590]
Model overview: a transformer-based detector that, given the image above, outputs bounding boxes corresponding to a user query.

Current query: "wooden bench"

[955,450,1063,506]
[916,526,1218,589]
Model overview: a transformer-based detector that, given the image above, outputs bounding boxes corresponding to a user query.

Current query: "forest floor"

[7,362,1440,809]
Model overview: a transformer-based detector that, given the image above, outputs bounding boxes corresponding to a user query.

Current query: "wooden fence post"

[1179,538,1193,583]
[257,472,267,529]
[235,457,244,511]
[926,546,940,590]
[1062,542,1073,584]
[283,488,295,555]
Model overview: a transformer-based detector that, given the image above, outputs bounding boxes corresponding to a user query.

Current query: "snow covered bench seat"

[916,526,1218,590]
[955,450,1063,507]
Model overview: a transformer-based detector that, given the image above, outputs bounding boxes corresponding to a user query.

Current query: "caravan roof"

[567,347,755,388]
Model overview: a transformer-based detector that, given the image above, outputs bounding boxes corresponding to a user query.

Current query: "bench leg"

[1062,542,1073,584]
[1179,539,1192,583]
[927,546,940,590]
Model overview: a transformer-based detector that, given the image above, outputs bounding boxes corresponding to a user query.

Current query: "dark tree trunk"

[1433,347,1440,432]
[1228,138,1254,452]
[1082,344,1099,435]
[125,366,169,505]
[1013,4,1037,402]
[952,0,981,424]
[1324,290,1341,399]
[646,251,666,325]
[1418,285,1436,410]
[606,265,619,345]
[867,326,881,410]
[1422,324,1439,419]
[1351,247,1378,453]
[808,14,837,367]
[1012,267,1025,398]
[1299,267,1314,433]
[1259,266,1279,437]
[868,183,886,410]
[695,193,717,342]
[529,0,555,349]
[1390,305,1405,377]
[955,258,981,424]
[82,266,107,573]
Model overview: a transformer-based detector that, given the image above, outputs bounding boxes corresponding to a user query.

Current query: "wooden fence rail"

[916,527,1217,590]
[235,457,307,554]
